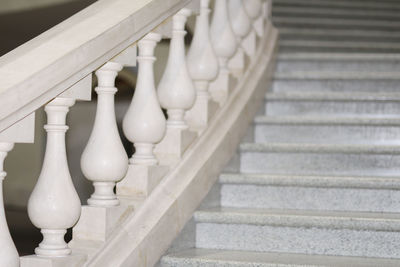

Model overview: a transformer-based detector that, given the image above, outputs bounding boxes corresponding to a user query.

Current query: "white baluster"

[228,0,252,77]
[80,62,128,207]
[242,0,262,57]
[28,97,81,257]
[245,0,263,37]
[117,32,168,198]
[155,8,197,165]
[209,0,238,105]
[0,142,18,266]
[185,0,219,132]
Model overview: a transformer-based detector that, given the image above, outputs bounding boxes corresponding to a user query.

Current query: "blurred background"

[1,0,195,255]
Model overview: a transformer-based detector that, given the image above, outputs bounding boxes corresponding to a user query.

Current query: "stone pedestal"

[228,48,250,79]
[185,90,220,132]
[20,253,86,267]
[154,128,197,166]
[209,70,237,105]
[116,164,169,198]
[71,205,133,242]
[242,30,257,57]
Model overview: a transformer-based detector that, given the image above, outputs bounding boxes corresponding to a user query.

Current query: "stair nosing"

[219,173,400,190]
[194,207,400,231]
[162,248,400,267]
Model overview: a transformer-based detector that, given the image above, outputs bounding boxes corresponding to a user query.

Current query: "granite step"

[272,72,400,93]
[219,173,400,212]
[273,0,400,12]
[279,40,400,53]
[254,116,400,144]
[273,6,400,21]
[276,53,400,72]
[273,17,400,31]
[194,208,400,258]
[265,92,400,117]
[240,142,400,176]
[279,28,400,43]
[161,249,400,267]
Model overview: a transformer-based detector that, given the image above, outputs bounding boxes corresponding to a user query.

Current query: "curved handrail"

[0,0,190,132]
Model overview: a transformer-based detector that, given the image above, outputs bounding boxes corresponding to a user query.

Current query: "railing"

[0,0,277,266]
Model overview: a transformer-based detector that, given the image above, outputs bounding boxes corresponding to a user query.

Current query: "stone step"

[194,208,400,258]
[273,17,400,31]
[265,91,400,117]
[273,6,400,21]
[161,248,400,267]
[272,72,400,93]
[219,173,400,212]
[254,116,400,145]
[240,142,400,176]
[273,0,400,12]
[279,28,400,43]
[279,40,400,53]
[277,53,400,72]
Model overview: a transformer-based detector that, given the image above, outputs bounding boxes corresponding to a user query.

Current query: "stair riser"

[274,13,400,22]
[272,80,400,93]
[280,34,400,43]
[279,46,400,53]
[254,124,400,144]
[221,184,400,212]
[276,60,400,72]
[265,100,400,117]
[196,223,400,258]
[273,1,400,12]
[240,152,400,176]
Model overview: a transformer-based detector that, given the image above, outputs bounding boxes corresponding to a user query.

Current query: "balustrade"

[209,0,237,105]
[0,0,272,265]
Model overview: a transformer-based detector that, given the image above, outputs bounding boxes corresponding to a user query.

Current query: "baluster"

[185,0,219,132]
[80,62,128,207]
[154,8,197,165]
[0,142,18,267]
[242,0,262,57]
[228,0,252,78]
[27,97,81,257]
[0,114,35,266]
[117,32,169,198]
[209,0,238,105]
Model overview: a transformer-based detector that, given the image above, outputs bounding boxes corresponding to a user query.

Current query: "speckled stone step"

[254,116,400,144]
[276,53,400,72]
[273,17,400,31]
[272,72,400,93]
[240,143,400,176]
[161,249,400,267]
[219,173,400,212]
[265,92,400,117]
[194,208,400,258]
[273,7,400,21]
[279,29,400,43]
[279,40,400,53]
[273,0,400,12]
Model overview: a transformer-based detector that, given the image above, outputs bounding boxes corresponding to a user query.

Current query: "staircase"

[160,0,400,265]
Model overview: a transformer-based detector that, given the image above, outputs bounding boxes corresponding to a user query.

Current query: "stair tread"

[162,248,400,267]
[240,142,400,154]
[219,173,400,190]
[194,207,400,231]
[278,52,400,61]
[255,115,400,126]
[265,91,400,102]
[279,28,400,40]
[273,16,400,28]
[273,0,400,10]
[274,71,400,80]
[280,40,400,49]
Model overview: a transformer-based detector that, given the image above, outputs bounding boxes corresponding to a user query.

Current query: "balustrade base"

[154,128,197,166]
[209,72,237,106]
[228,49,251,80]
[71,205,133,243]
[20,253,86,267]
[185,98,220,133]
[243,30,257,58]
[117,164,169,198]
